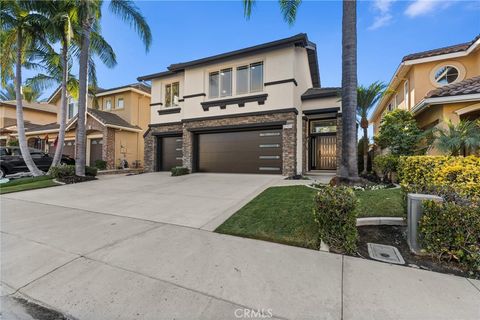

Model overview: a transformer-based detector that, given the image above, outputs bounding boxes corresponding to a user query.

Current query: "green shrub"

[94,160,107,170]
[313,186,358,254]
[373,154,399,182]
[420,201,480,275]
[50,165,97,179]
[7,139,19,146]
[85,166,98,177]
[398,156,480,200]
[171,167,189,176]
[375,109,422,156]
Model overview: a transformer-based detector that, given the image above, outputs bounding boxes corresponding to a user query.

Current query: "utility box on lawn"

[407,193,443,254]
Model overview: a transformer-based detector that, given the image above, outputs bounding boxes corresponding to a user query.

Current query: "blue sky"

[30,0,480,99]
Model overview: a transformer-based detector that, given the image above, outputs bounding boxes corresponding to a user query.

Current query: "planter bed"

[357,225,473,278]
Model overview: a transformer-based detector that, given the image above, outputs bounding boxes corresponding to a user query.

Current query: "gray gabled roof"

[88,108,141,130]
[138,33,320,87]
[301,87,341,100]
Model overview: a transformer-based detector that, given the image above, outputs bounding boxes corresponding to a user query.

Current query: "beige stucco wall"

[1,106,57,128]
[372,49,480,136]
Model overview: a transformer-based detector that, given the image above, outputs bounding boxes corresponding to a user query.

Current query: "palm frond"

[109,0,152,51]
[278,0,301,25]
[90,32,117,68]
[243,0,256,19]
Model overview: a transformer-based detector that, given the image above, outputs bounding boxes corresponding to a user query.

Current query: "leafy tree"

[0,83,42,102]
[435,120,480,156]
[243,0,360,182]
[375,109,422,156]
[75,0,151,176]
[357,81,387,174]
[1,0,49,176]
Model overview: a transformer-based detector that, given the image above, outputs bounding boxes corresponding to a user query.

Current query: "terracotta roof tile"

[88,108,141,130]
[426,76,480,98]
[402,35,479,62]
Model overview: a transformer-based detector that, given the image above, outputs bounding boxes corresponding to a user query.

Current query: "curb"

[356,217,406,226]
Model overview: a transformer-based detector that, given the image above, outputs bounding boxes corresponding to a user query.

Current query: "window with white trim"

[404,81,409,109]
[105,99,112,111]
[165,82,179,107]
[117,98,124,109]
[68,98,78,119]
[433,65,459,85]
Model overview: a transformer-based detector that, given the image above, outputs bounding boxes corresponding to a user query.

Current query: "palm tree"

[1,0,49,177]
[435,120,480,156]
[28,1,116,169]
[0,83,42,102]
[357,81,387,174]
[243,0,359,182]
[75,0,151,176]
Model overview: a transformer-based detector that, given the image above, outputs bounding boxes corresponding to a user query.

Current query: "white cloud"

[405,0,454,18]
[369,0,395,30]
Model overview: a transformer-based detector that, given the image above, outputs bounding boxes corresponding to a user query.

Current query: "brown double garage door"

[157,128,283,174]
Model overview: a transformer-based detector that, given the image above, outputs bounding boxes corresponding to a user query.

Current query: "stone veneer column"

[282,118,296,177]
[103,128,115,169]
[182,127,193,171]
[143,131,156,172]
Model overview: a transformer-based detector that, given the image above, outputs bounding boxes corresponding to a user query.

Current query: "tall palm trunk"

[75,17,92,176]
[362,123,368,174]
[51,37,68,168]
[15,28,43,177]
[339,0,359,181]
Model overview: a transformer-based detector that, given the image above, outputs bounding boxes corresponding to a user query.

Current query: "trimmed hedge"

[313,186,358,254]
[50,165,98,180]
[398,156,480,199]
[420,201,480,275]
[171,167,189,176]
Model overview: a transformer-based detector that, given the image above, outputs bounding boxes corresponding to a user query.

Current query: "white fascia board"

[95,88,151,97]
[412,93,480,114]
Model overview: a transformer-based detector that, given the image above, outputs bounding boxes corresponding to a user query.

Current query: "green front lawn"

[216,185,404,250]
[0,175,59,194]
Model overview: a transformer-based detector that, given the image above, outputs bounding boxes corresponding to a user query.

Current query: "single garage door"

[89,138,103,165]
[49,140,75,157]
[197,128,282,174]
[157,136,183,171]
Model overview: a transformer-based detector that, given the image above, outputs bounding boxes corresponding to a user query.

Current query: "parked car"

[0,146,75,178]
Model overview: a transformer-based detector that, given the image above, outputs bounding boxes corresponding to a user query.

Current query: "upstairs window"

[105,99,112,111]
[209,68,232,98]
[165,82,179,107]
[434,66,459,85]
[404,81,409,109]
[236,62,263,95]
[117,98,124,109]
[68,98,78,119]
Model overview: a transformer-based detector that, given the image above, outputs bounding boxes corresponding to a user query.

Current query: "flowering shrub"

[398,156,480,199]
[420,200,480,276]
[313,186,358,254]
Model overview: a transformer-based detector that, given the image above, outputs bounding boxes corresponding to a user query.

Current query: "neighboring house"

[371,34,480,154]
[138,34,342,176]
[18,83,151,169]
[0,100,57,146]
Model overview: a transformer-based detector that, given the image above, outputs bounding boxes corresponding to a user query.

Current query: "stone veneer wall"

[144,111,298,176]
[103,128,115,169]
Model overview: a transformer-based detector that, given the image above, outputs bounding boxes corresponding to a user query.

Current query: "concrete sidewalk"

[1,178,479,320]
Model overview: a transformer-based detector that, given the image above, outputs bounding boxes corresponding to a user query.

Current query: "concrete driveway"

[2,172,281,230]
[1,173,479,320]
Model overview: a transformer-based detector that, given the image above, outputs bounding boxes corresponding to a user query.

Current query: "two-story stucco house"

[371,34,480,154]
[139,34,342,176]
[20,83,151,169]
